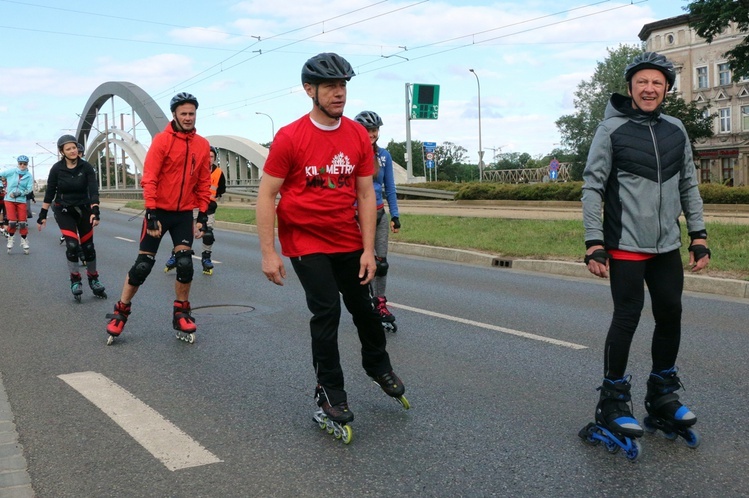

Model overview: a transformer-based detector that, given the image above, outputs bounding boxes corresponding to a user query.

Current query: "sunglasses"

[18,162,28,166]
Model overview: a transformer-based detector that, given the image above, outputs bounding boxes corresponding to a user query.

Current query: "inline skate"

[87,271,107,299]
[20,237,29,255]
[70,272,83,303]
[6,234,13,254]
[373,296,397,332]
[201,250,214,275]
[643,367,700,448]
[164,252,176,273]
[579,376,643,462]
[312,385,353,444]
[173,300,197,343]
[105,301,131,345]
[370,370,410,409]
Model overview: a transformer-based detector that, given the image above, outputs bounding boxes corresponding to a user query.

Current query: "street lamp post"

[469,69,484,182]
[255,112,275,143]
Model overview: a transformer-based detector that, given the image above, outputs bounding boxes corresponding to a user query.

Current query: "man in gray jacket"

[579,52,710,457]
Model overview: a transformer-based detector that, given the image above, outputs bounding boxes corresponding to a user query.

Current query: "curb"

[104,204,749,301]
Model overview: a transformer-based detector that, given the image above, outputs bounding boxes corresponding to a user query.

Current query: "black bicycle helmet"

[301,53,355,85]
[354,111,383,129]
[57,134,78,151]
[210,145,218,155]
[170,92,199,112]
[624,52,676,89]
[76,143,84,155]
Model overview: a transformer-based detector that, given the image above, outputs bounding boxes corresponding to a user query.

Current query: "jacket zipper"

[648,118,663,252]
[176,139,189,211]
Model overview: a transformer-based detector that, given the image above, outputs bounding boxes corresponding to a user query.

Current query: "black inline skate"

[312,385,353,444]
[70,272,83,303]
[373,296,397,332]
[370,370,410,409]
[201,250,214,275]
[643,367,700,448]
[87,271,107,299]
[579,376,643,462]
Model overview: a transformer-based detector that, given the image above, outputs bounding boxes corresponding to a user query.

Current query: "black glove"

[207,200,218,214]
[391,216,401,229]
[145,209,159,230]
[688,244,711,262]
[37,208,48,225]
[196,210,208,230]
[91,205,101,221]
[584,248,609,266]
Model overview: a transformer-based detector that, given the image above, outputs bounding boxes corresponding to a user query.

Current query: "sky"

[0,0,692,180]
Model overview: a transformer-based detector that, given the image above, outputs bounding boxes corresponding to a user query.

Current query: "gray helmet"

[76,143,84,155]
[354,111,383,129]
[57,134,78,151]
[624,52,676,89]
[170,92,199,112]
[301,53,355,85]
[209,145,218,155]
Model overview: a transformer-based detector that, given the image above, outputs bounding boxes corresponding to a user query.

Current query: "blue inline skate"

[579,376,643,462]
[201,250,214,275]
[643,367,700,448]
[164,252,176,273]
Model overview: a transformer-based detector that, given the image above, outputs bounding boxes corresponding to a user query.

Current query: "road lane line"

[58,371,222,471]
[388,303,587,350]
[115,236,135,242]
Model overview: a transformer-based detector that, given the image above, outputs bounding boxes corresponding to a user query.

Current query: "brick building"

[639,14,749,186]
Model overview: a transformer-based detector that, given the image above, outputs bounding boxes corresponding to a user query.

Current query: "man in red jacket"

[105,92,212,345]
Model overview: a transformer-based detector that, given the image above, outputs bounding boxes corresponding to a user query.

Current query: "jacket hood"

[605,93,662,123]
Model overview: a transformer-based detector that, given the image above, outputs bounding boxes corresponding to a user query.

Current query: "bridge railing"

[482,164,570,183]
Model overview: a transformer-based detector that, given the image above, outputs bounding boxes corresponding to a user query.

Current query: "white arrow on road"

[58,371,222,471]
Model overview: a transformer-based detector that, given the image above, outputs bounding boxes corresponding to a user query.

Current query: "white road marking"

[388,303,587,350]
[192,255,221,264]
[115,236,135,242]
[58,371,222,471]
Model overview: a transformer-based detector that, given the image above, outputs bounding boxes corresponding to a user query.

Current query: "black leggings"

[604,249,683,379]
[291,250,392,406]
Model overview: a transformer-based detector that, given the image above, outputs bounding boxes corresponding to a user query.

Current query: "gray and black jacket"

[582,93,706,254]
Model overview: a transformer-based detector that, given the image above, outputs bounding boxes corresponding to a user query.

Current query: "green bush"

[698,184,749,204]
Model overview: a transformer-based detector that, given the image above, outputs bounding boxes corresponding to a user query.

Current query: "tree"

[556,44,715,180]
[687,1,749,80]
[386,139,424,177]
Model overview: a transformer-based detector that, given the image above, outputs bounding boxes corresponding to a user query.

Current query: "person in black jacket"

[37,135,106,301]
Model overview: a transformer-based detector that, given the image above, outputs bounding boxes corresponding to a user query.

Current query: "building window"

[696,67,708,89]
[718,63,731,86]
[722,157,735,185]
[719,108,731,133]
[700,159,711,183]
[667,33,674,44]
[742,105,749,131]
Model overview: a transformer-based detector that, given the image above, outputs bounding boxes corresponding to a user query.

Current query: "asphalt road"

[0,208,748,497]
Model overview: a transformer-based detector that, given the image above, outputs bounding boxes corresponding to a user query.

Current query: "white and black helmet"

[624,52,676,89]
[354,111,383,129]
[301,53,355,85]
[170,92,199,112]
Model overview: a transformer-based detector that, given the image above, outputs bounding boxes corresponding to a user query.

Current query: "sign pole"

[405,83,413,182]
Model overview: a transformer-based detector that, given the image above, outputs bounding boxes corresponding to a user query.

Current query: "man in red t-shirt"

[257,53,408,438]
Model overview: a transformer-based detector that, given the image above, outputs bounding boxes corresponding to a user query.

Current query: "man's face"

[62,142,79,160]
[628,68,667,113]
[173,103,197,131]
[305,79,347,118]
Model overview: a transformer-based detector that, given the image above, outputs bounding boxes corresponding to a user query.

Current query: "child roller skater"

[579,52,709,460]
[1,156,34,255]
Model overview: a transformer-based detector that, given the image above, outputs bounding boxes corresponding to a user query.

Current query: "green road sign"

[410,84,440,120]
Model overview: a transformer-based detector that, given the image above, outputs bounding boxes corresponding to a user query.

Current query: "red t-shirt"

[263,115,374,257]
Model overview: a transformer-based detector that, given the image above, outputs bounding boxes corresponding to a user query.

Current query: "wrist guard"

[196,211,208,229]
[584,248,609,266]
[391,216,400,229]
[145,209,159,230]
[91,205,101,220]
[37,208,48,224]
[688,244,711,262]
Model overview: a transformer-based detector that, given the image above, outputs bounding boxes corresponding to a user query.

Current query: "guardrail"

[396,186,456,200]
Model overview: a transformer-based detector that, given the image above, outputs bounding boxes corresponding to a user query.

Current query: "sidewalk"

[100,198,749,300]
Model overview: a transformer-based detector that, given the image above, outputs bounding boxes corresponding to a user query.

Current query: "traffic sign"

[410,84,440,120]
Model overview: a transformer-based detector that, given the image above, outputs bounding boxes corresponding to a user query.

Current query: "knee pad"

[375,257,389,277]
[81,240,96,262]
[18,222,28,230]
[202,228,215,246]
[8,221,17,230]
[65,239,80,262]
[174,249,194,283]
[127,254,156,286]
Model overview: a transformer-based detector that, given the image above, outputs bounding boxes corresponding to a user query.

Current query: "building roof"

[638,13,692,41]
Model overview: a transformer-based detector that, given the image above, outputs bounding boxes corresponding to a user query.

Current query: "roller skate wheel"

[684,429,701,449]
[663,431,678,441]
[625,439,642,462]
[203,269,213,275]
[326,422,335,435]
[578,423,600,446]
[605,441,620,454]
[340,425,353,444]
[106,335,115,345]
[397,395,410,410]
[74,295,81,303]
[643,416,657,434]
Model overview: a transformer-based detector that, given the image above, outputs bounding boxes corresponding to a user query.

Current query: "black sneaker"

[371,370,405,397]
